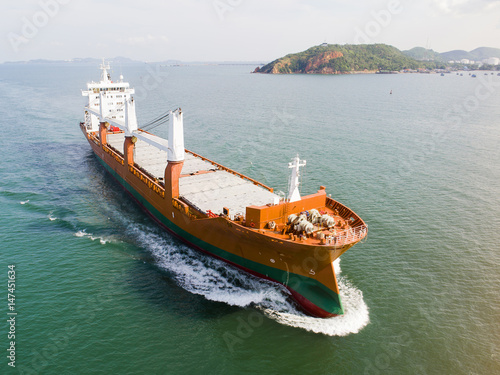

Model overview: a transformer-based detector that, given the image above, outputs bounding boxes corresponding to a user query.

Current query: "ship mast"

[100,59,111,83]
[287,154,306,202]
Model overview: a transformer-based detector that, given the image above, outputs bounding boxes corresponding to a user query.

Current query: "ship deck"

[107,131,280,216]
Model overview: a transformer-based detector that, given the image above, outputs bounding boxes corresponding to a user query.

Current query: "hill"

[440,49,472,61]
[254,44,422,74]
[439,47,500,62]
[469,47,500,60]
[403,47,444,62]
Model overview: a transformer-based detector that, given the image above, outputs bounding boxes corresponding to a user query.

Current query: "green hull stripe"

[95,156,343,315]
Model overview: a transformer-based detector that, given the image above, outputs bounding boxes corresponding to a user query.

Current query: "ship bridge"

[82,61,134,132]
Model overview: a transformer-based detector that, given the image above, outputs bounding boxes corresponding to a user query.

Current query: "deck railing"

[103,144,124,166]
[323,224,368,246]
[85,127,100,146]
[326,197,366,229]
[128,164,165,198]
[85,127,165,199]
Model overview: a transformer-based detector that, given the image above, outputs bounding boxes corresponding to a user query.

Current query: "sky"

[1,0,500,63]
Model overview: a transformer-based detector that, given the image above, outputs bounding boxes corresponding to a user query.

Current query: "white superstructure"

[82,60,135,132]
[81,61,175,155]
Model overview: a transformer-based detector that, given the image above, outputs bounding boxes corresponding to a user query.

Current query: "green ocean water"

[1,64,499,374]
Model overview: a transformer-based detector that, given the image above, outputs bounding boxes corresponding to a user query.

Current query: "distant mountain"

[255,44,422,74]
[4,46,499,67]
[403,47,444,62]
[439,50,473,61]
[425,47,500,62]
[71,56,141,64]
[3,57,266,66]
[3,57,143,65]
[469,47,500,60]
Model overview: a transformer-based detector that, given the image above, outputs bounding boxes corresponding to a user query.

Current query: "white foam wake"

[131,223,370,336]
[74,229,88,237]
[74,229,110,244]
[130,225,289,307]
[261,259,370,336]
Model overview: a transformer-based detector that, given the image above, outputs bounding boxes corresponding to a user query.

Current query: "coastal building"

[485,57,499,65]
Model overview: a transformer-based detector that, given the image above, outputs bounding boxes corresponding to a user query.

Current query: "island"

[254,44,424,74]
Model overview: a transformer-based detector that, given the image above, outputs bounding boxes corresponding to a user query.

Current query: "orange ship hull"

[81,123,367,317]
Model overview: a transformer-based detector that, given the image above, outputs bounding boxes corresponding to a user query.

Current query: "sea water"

[0,64,499,374]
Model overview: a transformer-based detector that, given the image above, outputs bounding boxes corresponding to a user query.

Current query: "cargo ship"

[80,62,368,318]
